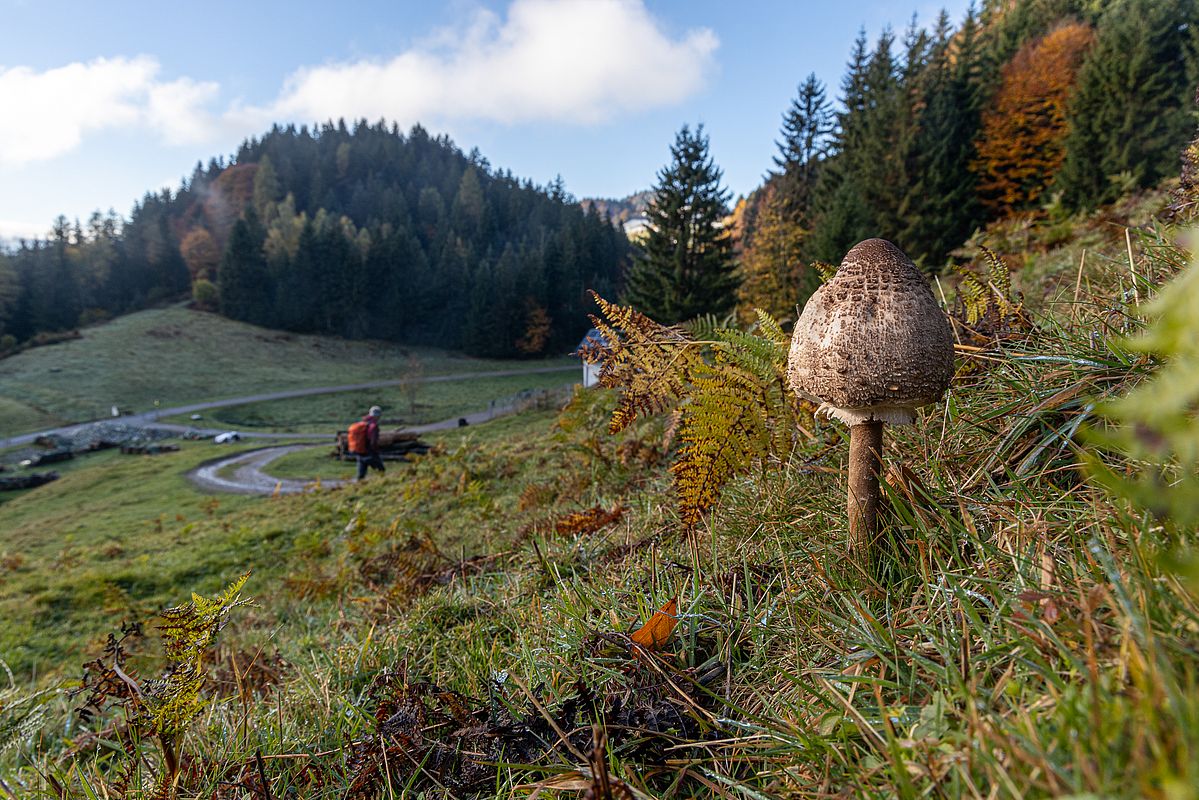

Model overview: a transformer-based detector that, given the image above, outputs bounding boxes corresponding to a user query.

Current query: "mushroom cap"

[787,238,954,426]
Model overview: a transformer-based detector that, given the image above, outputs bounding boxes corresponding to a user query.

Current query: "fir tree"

[900,7,986,266]
[1058,0,1199,209]
[807,29,904,262]
[774,73,834,223]
[217,210,271,324]
[623,124,739,323]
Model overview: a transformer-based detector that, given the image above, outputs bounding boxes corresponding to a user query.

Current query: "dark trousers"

[355,452,385,480]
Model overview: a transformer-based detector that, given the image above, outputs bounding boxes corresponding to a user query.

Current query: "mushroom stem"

[847,420,884,557]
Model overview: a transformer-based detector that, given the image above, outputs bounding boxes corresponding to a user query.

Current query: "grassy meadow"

[161,369,576,432]
[0,306,575,436]
[1,189,1198,797]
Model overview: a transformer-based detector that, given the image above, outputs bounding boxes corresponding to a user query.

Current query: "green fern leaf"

[672,365,773,529]
[753,308,789,347]
[586,292,702,433]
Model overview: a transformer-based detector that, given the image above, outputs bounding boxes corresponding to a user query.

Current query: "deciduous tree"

[974,21,1094,215]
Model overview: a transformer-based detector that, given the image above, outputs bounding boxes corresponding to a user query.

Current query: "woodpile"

[120,443,181,455]
[0,472,59,492]
[333,429,433,461]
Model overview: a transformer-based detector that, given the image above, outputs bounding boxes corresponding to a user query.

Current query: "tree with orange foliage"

[179,228,219,281]
[736,184,808,325]
[973,21,1094,216]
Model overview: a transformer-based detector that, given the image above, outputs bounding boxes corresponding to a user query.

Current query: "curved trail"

[5,364,577,449]
[189,445,333,495]
[187,395,549,495]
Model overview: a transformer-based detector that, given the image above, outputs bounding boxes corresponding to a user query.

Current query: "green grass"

[162,371,576,432]
[0,409,565,680]
[0,397,59,438]
[0,306,576,434]
[4,197,1199,798]
[0,441,266,677]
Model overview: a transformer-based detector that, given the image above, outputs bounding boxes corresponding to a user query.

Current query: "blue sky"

[0,0,972,241]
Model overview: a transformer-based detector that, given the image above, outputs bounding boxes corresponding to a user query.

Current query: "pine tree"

[622,125,739,323]
[807,29,904,262]
[899,7,986,266]
[217,210,271,324]
[1058,0,1199,209]
[774,74,834,223]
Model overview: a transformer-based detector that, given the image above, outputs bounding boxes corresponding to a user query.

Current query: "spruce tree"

[774,74,834,223]
[807,29,904,262]
[217,210,271,324]
[1058,0,1199,209]
[622,124,739,323]
[900,7,985,266]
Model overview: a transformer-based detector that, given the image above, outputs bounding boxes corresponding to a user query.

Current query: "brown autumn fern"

[583,295,802,531]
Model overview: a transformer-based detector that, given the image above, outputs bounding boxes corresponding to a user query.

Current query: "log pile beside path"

[333,429,433,461]
[0,472,59,491]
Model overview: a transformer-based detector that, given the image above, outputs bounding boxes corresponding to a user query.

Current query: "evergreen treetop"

[622,124,739,324]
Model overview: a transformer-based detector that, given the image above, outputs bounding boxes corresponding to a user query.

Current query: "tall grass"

[3,218,1198,797]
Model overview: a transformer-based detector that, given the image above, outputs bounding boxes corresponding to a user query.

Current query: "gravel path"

[4,364,577,449]
[186,394,549,495]
[189,445,334,495]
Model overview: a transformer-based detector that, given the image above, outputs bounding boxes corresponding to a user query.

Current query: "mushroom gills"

[816,402,918,427]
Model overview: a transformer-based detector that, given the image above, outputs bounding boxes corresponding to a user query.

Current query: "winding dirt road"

[186,388,564,494]
[4,364,577,449]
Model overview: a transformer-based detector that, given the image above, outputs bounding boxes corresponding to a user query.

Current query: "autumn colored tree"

[736,184,809,325]
[515,302,552,355]
[974,21,1094,215]
[1058,0,1199,209]
[179,228,220,280]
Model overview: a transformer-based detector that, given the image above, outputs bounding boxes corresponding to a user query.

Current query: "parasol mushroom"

[787,238,954,560]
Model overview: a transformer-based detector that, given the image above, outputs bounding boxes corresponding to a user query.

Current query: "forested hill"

[0,122,631,358]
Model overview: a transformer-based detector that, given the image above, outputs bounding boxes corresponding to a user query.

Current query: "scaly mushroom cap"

[787,238,954,426]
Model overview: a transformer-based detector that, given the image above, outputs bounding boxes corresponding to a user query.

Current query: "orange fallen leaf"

[629,597,678,651]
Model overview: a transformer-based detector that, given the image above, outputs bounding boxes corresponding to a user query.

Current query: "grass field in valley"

[0,306,576,435]
[161,369,576,432]
[0,413,554,679]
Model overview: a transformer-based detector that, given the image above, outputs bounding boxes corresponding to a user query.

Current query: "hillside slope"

[3,188,1198,797]
[0,306,572,435]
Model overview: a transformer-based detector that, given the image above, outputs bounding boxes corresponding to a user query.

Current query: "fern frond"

[587,294,806,531]
[752,308,788,347]
[146,572,251,738]
[980,245,1015,316]
[713,328,788,382]
[141,664,206,739]
[953,248,1027,335]
[586,292,703,433]
[672,365,773,529]
[954,268,987,325]
[684,312,727,342]
[813,261,837,284]
[159,571,251,661]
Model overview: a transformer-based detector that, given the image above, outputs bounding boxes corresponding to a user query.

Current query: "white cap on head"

[368,406,382,417]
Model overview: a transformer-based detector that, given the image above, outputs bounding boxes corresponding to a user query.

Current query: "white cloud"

[0,218,50,243]
[146,77,221,145]
[236,0,718,129]
[0,56,218,167]
[0,0,715,171]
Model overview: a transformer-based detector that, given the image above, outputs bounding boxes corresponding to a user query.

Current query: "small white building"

[574,328,608,388]
[622,215,652,243]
